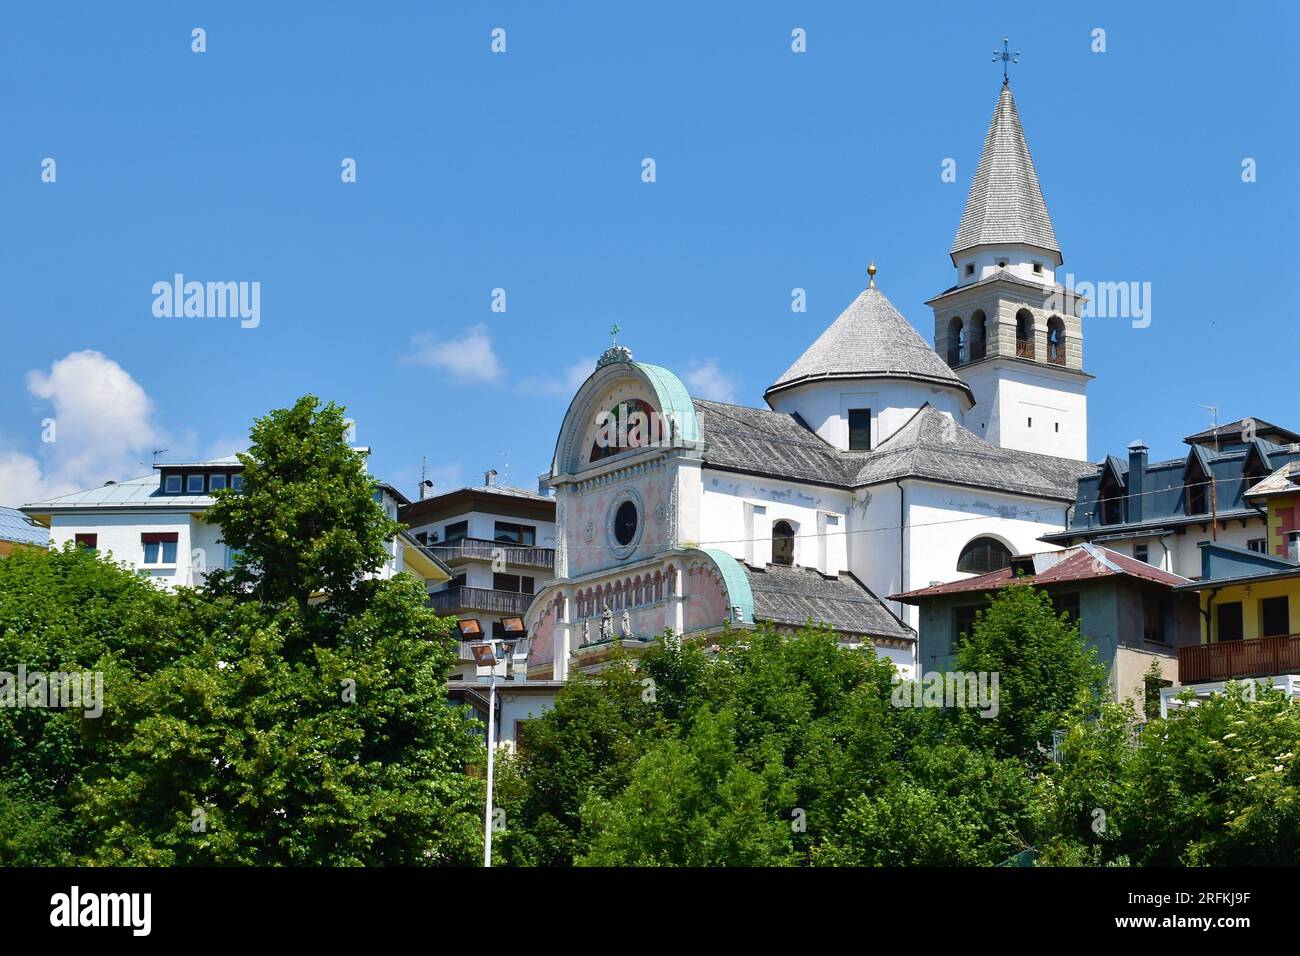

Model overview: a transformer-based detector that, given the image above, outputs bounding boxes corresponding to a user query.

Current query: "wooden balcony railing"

[1047,346,1066,366]
[428,586,535,616]
[1179,633,1300,684]
[1015,338,1035,359]
[421,537,554,569]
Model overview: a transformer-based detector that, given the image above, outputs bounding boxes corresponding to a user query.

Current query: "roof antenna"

[993,37,1020,86]
[1198,404,1219,454]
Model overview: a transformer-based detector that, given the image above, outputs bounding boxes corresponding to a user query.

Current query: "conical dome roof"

[765,287,973,403]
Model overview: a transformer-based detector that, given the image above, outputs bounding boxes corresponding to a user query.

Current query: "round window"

[614,500,638,546]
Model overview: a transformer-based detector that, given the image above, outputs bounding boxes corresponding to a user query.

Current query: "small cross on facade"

[993,37,1020,86]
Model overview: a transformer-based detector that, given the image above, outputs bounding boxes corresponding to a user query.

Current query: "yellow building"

[1174,540,1300,686]
[1245,460,1300,560]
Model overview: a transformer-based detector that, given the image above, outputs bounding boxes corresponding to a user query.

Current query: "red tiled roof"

[890,545,1188,602]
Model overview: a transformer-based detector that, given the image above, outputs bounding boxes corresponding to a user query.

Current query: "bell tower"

[929,76,1090,461]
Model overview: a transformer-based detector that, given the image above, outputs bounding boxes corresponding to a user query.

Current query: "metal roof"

[22,473,215,512]
[0,506,51,546]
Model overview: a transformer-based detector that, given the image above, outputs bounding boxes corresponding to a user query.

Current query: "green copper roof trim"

[636,363,700,444]
[697,548,754,625]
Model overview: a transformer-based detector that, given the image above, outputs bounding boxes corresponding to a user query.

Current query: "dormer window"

[1033,262,1043,274]
[209,473,227,491]
[1185,458,1211,516]
[231,474,244,492]
[164,474,182,494]
[1099,471,1125,525]
[186,474,205,494]
[964,263,975,276]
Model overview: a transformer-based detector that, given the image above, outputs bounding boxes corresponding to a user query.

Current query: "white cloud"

[519,356,596,397]
[0,350,166,507]
[403,324,503,383]
[682,360,738,404]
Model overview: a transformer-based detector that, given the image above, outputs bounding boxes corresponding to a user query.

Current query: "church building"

[526,81,1095,679]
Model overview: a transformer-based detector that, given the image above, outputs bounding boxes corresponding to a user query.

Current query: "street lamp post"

[461,614,528,869]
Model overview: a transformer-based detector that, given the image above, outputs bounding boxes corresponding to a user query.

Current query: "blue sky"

[2,1,1297,505]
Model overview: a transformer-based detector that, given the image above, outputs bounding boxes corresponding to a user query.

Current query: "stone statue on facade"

[621,609,632,640]
[599,602,613,641]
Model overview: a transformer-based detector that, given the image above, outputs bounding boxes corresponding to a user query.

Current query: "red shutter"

[74,533,97,549]
[140,532,179,544]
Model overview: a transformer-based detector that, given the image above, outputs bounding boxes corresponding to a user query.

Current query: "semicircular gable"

[552,360,700,476]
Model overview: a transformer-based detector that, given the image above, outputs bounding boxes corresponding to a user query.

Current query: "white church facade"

[525,81,1095,680]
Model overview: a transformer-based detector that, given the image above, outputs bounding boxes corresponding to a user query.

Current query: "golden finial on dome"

[867,261,877,289]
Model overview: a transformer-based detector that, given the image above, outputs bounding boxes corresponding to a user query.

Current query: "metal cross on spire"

[993,37,1020,86]
[609,323,621,347]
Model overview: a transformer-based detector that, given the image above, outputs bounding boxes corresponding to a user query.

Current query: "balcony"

[428,586,535,616]
[1179,633,1300,684]
[421,537,554,569]
[1015,338,1035,360]
[1047,345,1066,367]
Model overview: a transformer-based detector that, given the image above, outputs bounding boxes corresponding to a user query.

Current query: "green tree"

[203,395,402,617]
[1,395,483,865]
[952,583,1107,763]
[0,544,181,864]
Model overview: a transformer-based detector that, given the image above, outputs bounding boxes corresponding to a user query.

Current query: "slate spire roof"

[765,287,973,403]
[951,85,1059,260]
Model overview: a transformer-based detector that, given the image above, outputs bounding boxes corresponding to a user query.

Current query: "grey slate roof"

[951,86,1059,259]
[693,399,1091,501]
[842,405,1093,500]
[693,399,848,486]
[0,506,50,546]
[766,287,974,402]
[740,561,914,641]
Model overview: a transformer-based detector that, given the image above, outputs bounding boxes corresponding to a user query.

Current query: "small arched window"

[772,521,795,567]
[957,537,1012,574]
[1015,309,1035,359]
[947,316,965,367]
[1047,316,1065,365]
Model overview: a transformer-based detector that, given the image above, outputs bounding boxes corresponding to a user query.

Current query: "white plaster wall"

[899,481,1070,630]
[768,379,968,450]
[49,512,209,588]
[952,244,1060,287]
[960,362,1088,460]
[405,508,555,548]
[847,482,903,611]
[1097,519,1268,578]
[699,469,850,573]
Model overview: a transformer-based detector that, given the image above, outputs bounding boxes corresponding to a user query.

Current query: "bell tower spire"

[928,72,1090,462]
